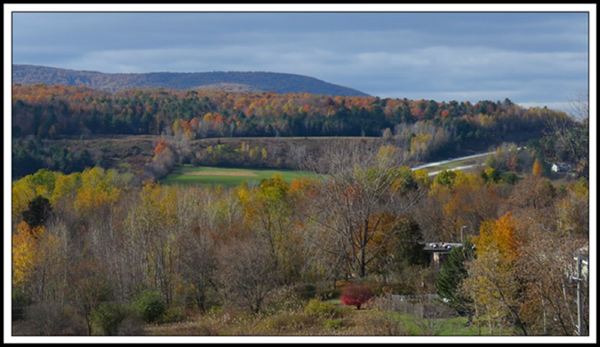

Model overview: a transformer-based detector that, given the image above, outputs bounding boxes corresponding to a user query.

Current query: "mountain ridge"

[12,64,369,96]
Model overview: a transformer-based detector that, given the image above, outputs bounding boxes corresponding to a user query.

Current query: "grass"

[144,300,508,336]
[366,312,492,336]
[433,316,489,336]
[161,165,320,187]
[296,297,489,336]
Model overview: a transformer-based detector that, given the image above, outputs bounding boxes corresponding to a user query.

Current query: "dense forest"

[13,84,568,140]
[13,85,579,173]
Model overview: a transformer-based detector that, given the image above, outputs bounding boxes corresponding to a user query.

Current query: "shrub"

[161,306,186,324]
[20,303,87,336]
[340,284,373,310]
[500,171,519,184]
[353,311,408,335]
[324,318,344,330]
[255,311,315,334]
[132,290,166,323]
[317,287,341,300]
[12,288,31,321]
[116,316,145,336]
[294,283,317,300]
[264,285,305,314]
[91,302,128,335]
[304,299,341,318]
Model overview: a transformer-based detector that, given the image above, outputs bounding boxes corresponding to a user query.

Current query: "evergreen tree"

[394,218,429,266]
[436,240,475,317]
[22,195,52,228]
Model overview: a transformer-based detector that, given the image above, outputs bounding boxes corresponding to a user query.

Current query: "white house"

[551,162,572,173]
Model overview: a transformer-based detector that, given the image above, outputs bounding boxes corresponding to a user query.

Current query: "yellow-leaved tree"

[50,172,81,206]
[462,212,528,335]
[237,174,304,283]
[74,167,122,215]
[12,221,44,287]
[127,182,178,304]
[12,169,60,221]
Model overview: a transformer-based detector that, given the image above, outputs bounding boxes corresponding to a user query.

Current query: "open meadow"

[161,165,320,187]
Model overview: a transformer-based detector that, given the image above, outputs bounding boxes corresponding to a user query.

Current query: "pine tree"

[436,240,475,316]
[22,195,52,228]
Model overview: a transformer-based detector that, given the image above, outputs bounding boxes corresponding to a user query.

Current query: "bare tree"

[306,144,423,278]
[217,236,281,313]
[568,92,589,122]
[516,230,587,335]
[177,227,217,312]
[382,128,394,143]
[173,187,219,311]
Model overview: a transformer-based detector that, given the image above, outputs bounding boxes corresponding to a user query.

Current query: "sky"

[12,12,589,110]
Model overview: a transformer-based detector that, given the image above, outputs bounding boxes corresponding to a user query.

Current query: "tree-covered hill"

[12,64,369,96]
[13,83,583,179]
[12,84,571,144]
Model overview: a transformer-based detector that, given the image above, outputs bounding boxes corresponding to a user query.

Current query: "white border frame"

[3,3,597,344]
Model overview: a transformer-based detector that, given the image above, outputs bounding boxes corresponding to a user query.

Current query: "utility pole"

[460,225,466,243]
[576,253,585,335]
[572,251,587,336]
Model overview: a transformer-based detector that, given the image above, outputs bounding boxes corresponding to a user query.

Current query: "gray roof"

[423,242,463,252]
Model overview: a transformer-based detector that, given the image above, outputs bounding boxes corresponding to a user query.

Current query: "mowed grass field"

[161,165,320,187]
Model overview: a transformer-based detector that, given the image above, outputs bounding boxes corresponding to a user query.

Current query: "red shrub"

[340,284,373,310]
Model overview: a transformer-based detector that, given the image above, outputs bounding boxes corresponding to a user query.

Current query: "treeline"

[13,84,570,144]
[12,145,589,336]
[12,138,98,178]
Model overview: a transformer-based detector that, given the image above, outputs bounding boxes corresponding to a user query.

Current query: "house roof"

[423,242,463,252]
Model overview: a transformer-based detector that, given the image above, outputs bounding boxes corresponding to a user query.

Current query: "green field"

[161,165,320,187]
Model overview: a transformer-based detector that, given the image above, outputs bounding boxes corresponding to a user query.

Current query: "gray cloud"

[12,12,588,110]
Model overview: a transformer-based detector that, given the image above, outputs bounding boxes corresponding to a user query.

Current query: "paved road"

[426,164,485,177]
[412,147,524,176]
[411,151,496,171]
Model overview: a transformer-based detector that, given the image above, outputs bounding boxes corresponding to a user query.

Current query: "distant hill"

[12,64,369,96]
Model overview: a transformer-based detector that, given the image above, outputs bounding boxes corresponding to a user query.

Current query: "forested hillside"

[12,65,368,96]
[13,84,570,145]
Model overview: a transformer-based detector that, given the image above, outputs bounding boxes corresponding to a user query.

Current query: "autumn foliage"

[532,159,543,177]
[12,221,43,286]
[12,84,566,142]
[10,152,589,335]
[340,284,373,310]
[154,139,168,156]
[474,212,519,262]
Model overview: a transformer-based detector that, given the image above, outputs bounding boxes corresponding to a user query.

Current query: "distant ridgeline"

[12,64,369,96]
[12,83,571,142]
